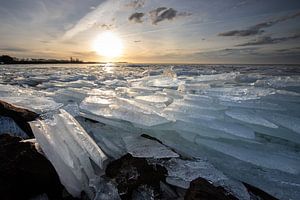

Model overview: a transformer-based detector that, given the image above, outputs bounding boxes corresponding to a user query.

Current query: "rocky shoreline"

[0,100,279,200]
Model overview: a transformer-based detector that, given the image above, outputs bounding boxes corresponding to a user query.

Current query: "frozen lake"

[0,63,300,199]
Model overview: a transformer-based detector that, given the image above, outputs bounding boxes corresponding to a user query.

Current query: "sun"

[93,31,123,59]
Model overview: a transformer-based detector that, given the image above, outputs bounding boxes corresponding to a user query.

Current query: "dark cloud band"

[236,34,300,46]
[219,11,300,37]
[129,12,145,23]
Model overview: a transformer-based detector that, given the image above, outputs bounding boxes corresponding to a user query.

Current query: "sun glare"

[93,31,123,59]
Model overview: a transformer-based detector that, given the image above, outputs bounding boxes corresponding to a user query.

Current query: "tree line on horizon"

[0,55,84,64]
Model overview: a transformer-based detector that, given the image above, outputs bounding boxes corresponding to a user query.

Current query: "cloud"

[62,0,123,40]
[275,47,300,53]
[236,34,300,46]
[219,11,300,37]
[149,7,191,25]
[197,47,260,57]
[134,40,141,43]
[94,23,114,30]
[128,12,145,23]
[126,0,146,9]
[0,47,29,52]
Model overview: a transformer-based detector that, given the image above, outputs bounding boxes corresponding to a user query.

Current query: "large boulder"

[0,100,38,137]
[106,154,167,200]
[0,134,63,200]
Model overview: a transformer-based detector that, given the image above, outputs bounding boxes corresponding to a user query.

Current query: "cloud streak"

[219,11,300,37]
[62,0,123,40]
[149,7,191,25]
[236,34,300,46]
[0,47,29,52]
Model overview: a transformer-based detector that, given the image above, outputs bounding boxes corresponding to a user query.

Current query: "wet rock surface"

[105,154,168,200]
[0,100,39,137]
[184,177,239,200]
[243,183,279,200]
[0,134,63,200]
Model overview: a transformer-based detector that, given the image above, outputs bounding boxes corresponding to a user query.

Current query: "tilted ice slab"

[80,96,171,127]
[220,99,285,111]
[0,96,62,114]
[201,87,276,101]
[195,137,300,174]
[257,111,300,134]
[123,136,179,159]
[225,109,278,128]
[255,76,300,89]
[0,84,62,113]
[51,88,89,104]
[156,158,250,200]
[190,72,239,82]
[30,109,108,199]
[129,75,182,89]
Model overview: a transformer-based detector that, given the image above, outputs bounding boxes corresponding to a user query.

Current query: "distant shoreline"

[0,62,102,65]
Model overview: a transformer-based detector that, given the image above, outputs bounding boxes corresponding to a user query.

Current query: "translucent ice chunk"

[80,97,171,127]
[52,88,88,104]
[90,177,121,200]
[123,136,179,159]
[225,109,278,128]
[259,112,300,134]
[135,95,170,103]
[195,137,300,174]
[158,158,250,200]
[0,96,63,114]
[202,87,276,101]
[30,109,107,199]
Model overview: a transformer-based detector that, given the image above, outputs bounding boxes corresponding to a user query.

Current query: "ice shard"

[30,109,108,199]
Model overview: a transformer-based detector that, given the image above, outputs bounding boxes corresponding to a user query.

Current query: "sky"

[0,0,300,64]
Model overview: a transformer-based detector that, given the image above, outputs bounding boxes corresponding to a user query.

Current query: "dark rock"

[106,154,167,200]
[243,182,279,200]
[0,134,63,200]
[184,177,238,200]
[0,100,39,137]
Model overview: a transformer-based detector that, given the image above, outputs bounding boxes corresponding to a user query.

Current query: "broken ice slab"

[225,109,278,128]
[199,119,256,139]
[201,87,276,101]
[257,111,300,134]
[90,177,121,200]
[157,158,250,200]
[190,72,239,82]
[0,83,42,97]
[51,88,89,104]
[177,82,211,93]
[0,96,63,114]
[195,137,300,174]
[134,94,171,104]
[30,109,107,199]
[219,99,285,111]
[254,76,300,89]
[0,116,28,138]
[129,75,182,89]
[80,96,171,127]
[41,79,97,89]
[123,136,179,159]
[76,116,130,159]
[167,98,227,111]
[170,120,255,141]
